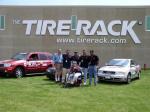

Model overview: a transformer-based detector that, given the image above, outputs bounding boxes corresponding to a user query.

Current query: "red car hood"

[0,59,17,64]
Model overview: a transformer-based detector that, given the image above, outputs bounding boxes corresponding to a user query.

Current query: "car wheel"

[46,67,56,80]
[126,74,131,84]
[75,79,82,87]
[14,67,24,78]
[98,77,101,83]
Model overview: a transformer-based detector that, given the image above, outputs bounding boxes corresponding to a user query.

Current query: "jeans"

[88,65,97,85]
[81,67,88,84]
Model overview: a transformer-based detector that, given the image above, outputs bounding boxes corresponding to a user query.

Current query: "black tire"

[126,74,131,84]
[75,80,82,87]
[46,67,55,80]
[14,67,25,78]
[98,77,101,83]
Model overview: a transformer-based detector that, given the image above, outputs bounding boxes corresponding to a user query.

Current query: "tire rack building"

[0,6,150,68]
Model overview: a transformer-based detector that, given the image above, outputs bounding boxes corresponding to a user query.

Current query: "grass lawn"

[0,70,150,112]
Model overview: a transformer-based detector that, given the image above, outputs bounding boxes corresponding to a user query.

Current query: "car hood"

[0,59,15,64]
[99,66,129,72]
[0,59,26,64]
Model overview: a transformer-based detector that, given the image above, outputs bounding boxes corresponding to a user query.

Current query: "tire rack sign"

[13,16,142,44]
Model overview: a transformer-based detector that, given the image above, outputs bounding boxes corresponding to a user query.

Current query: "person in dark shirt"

[79,50,89,85]
[88,50,99,86]
[62,50,72,83]
[71,52,80,65]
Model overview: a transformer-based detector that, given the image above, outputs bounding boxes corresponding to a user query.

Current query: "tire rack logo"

[0,15,5,30]
[13,15,150,44]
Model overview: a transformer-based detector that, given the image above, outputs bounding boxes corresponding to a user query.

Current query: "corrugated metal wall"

[0,6,149,67]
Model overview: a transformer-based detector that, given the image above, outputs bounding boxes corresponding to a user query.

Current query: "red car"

[0,52,55,78]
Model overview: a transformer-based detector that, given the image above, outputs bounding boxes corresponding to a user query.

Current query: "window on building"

[71,15,77,30]
[145,16,150,31]
[0,15,5,30]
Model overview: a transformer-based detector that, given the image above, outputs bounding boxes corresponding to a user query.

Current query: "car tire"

[75,79,82,87]
[46,66,55,80]
[98,77,102,83]
[14,67,25,78]
[126,74,131,84]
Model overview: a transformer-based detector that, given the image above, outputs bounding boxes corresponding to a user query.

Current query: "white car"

[97,59,141,84]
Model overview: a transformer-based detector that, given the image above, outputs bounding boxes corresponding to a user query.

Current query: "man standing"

[88,50,99,86]
[79,50,89,85]
[53,49,63,82]
[62,50,72,83]
[71,52,80,65]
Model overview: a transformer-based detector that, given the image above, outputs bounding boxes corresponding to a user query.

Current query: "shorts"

[55,63,63,72]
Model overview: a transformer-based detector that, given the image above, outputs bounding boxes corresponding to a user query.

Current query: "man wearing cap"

[88,50,99,86]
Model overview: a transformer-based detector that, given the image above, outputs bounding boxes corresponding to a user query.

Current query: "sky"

[0,0,150,6]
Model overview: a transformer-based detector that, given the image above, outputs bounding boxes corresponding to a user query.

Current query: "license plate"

[105,76,110,79]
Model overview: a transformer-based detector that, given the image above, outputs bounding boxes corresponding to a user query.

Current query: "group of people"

[53,49,99,86]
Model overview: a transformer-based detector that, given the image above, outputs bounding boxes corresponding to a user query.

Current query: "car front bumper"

[0,67,14,76]
[98,75,127,82]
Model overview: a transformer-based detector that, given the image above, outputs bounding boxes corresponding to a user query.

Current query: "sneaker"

[55,78,58,82]
[84,82,86,85]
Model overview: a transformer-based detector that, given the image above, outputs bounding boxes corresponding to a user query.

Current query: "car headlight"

[115,72,126,76]
[98,70,103,73]
[4,63,12,67]
[98,70,103,75]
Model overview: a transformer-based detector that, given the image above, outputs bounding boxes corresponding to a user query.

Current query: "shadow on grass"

[0,76,16,80]
[98,81,127,86]
[42,79,56,85]
[24,73,45,77]
[42,78,64,86]
[98,78,139,86]
[0,74,17,79]
[42,78,83,89]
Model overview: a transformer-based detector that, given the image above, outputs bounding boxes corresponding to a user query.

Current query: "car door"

[26,53,39,73]
[38,53,49,72]
[130,60,137,79]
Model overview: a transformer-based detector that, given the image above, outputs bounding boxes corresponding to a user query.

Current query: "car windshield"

[107,59,129,67]
[11,53,28,60]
